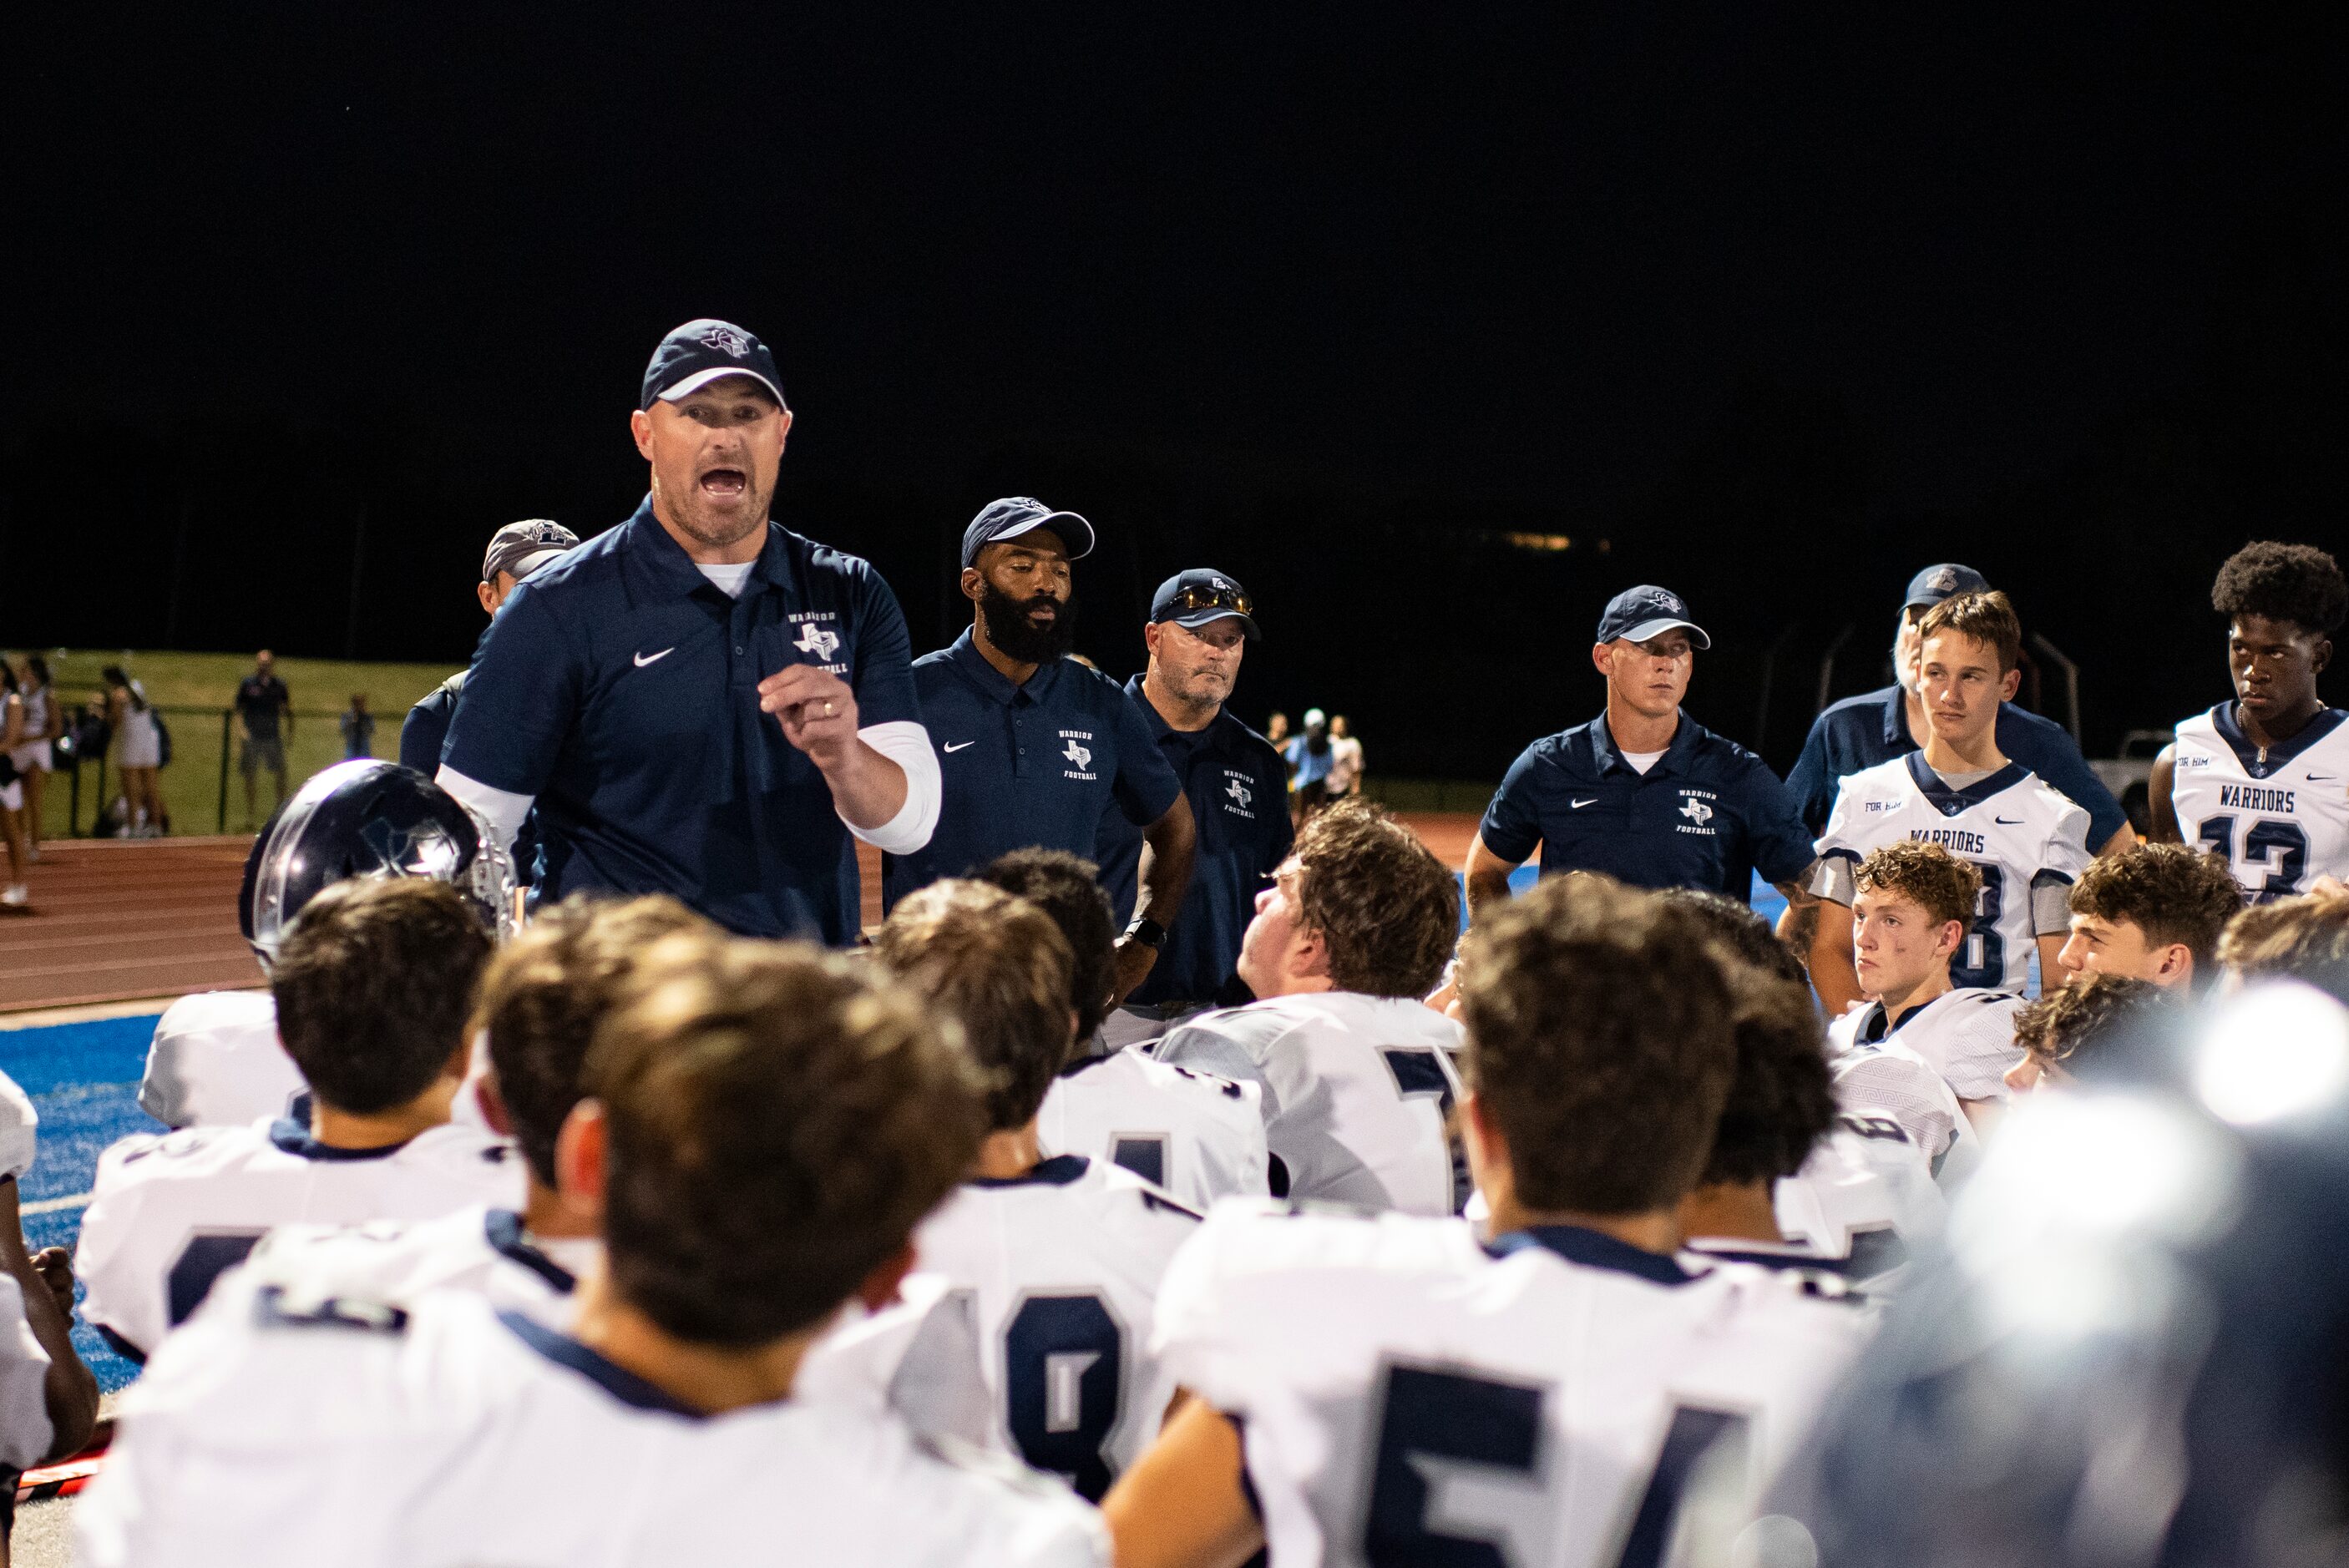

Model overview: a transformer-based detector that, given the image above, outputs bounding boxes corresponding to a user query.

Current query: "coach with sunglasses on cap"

[433,319,939,942]
[1466,584,1816,918]
[883,498,1195,1005]
[1094,570,1292,1048]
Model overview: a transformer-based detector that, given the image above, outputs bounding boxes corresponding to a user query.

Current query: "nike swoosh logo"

[2310,774,2338,781]
[1571,798,1598,809]
[943,741,975,753]
[633,648,674,668]
[1994,817,2023,825]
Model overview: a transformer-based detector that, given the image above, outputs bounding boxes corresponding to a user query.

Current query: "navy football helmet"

[1770,980,2349,1567]
[239,760,515,965]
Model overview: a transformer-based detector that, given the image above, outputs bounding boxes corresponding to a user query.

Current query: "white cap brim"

[1617,617,1711,650]
[657,367,787,406]
[989,513,1095,561]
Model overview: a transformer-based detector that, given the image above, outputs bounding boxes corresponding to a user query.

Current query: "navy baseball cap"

[1150,569,1259,640]
[640,319,787,411]
[1596,585,1711,650]
[960,497,1096,569]
[482,519,579,584]
[1904,562,1991,609]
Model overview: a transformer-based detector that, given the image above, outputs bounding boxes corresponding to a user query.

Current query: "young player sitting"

[1152,799,1466,1215]
[235,894,710,1317]
[2003,973,2176,1095]
[78,934,1108,1568]
[1823,844,1995,1180]
[2215,888,2349,1003]
[881,880,1201,1503]
[1809,589,2094,1014]
[1659,891,1945,1282]
[2057,842,2243,992]
[1102,874,1871,1568]
[77,879,521,1361]
[980,849,1270,1210]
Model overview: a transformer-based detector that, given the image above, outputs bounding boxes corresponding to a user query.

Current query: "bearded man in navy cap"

[433,319,939,942]
[1466,584,1817,917]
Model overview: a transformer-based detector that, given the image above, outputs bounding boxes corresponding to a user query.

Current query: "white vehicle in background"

[2089,729,2173,839]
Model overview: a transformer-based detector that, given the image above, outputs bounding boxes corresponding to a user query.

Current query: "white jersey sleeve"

[76,1119,525,1359]
[1154,994,1466,1216]
[239,1206,589,1321]
[2169,703,2349,899]
[139,992,305,1130]
[1036,1048,1270,1211]
[1155,1202,1872,1568]
[1828,1033,1982,1191]
[796,1271,999,1450]
[0,1273,53,1473]
[1773,1118,1947,1280]
[78,1281,1108,1568]
[914,1156,1201,1501]
[0,1068,36,1182]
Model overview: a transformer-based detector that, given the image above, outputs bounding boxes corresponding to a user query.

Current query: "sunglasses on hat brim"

[1163,584,1255,619]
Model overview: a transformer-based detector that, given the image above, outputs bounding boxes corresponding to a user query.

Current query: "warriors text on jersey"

[913,1154,1201,1501]
[2168,703,2349,901]
[1152,993,1466,1216]
[1814,753,2093,992]
[1152,1202,1871,1568]
[75,1280,1110,1568]
[75,1117,524,1358]
[1037,1048,1270,1211]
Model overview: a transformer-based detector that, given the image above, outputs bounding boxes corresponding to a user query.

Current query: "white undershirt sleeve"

[435,766,536,856]
[846,720,939,855]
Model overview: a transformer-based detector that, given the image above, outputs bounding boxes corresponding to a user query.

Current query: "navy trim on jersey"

[499,1311,702,1419]
[2210,701,2349,780]
[1687,1242,1854,1276]
[266,1118,413,1162]
[1487,1224,1695,1286]
[1055,1051,1121,1081]
[483,1209,578,1294]
[1901,751,2033,816]
[97,1324,146,1366]
[968,1153,1091,1189]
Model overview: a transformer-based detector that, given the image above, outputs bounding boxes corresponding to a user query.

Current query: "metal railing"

[54,706,377,838]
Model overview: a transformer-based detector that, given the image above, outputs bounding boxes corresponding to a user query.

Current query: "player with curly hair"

[2152,541,2349,898]
[2003,971,2177,1094]
[2058,841,2243,991]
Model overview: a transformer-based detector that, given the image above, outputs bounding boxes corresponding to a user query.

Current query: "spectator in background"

[1263,711,1290,748]
[103,665,165,839]
[1325,713,1363,802]
[235,649,292,828]
[1,663,28,906]
[339,694,375,761]
[9,655,58,864]
[1284,706,1333,824]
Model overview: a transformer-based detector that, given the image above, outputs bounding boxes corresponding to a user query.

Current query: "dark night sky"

[6,5,2345,780]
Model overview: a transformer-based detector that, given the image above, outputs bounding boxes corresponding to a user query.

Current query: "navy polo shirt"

[1099,677,1293,1005]
[883,634,1181,912]
[1478,711,1815,898]
[1786,683,2129,845]
[441,497,921,943]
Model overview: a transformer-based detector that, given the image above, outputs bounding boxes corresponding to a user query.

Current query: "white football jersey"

[1153,992,1466,1216]
[1826,988,2027,1103]
[0,1273,55,1473]
[77,1281,1109,1568]
[1825,1026,1982,1191]
[0,1066,36,1182]
[914,1156,1200,1501]
[1815,753,2093,992]
[1038,1048,1270,1211]
[2169,703,2349,901]
[1688,1120,1946,1287]
[139,991,304,1130]
[1154,1203,1871,1568]
[76,1117,524,1359]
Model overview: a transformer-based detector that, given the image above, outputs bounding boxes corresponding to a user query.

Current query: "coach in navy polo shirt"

[1096,569,1292,1047]
[1466,585,1816,914]
[1785,562,2131,853]
[883,498,1196,1003]
[434,319,940,942]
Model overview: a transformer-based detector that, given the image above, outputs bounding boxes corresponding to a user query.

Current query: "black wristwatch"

[1123,916,1168,951]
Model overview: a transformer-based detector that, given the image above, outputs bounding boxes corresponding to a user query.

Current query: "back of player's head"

[876,879,1076,1131]
[1916,588,2022,673]
[588,932,988,1348]
[1293,797,1458,998]
[975,848,1117,1047]
[1459,874,1739,1214]
[270,878,493,1115]
[2211,540,2348,637]
[1855,840,1982,932]
[1657,889,1836,1186]
[2069,844,2244,984]
[471,893,713,1187]
[2218,893,2349,1004]
[2013,973,2174,1080]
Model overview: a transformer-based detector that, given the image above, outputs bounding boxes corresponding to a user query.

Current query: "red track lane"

[1,816,1483,1014]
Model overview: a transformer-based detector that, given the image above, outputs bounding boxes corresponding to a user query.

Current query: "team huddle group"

[2,312,2346,1564]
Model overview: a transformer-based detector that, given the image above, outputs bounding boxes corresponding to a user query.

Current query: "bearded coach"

[434,319,939,942]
